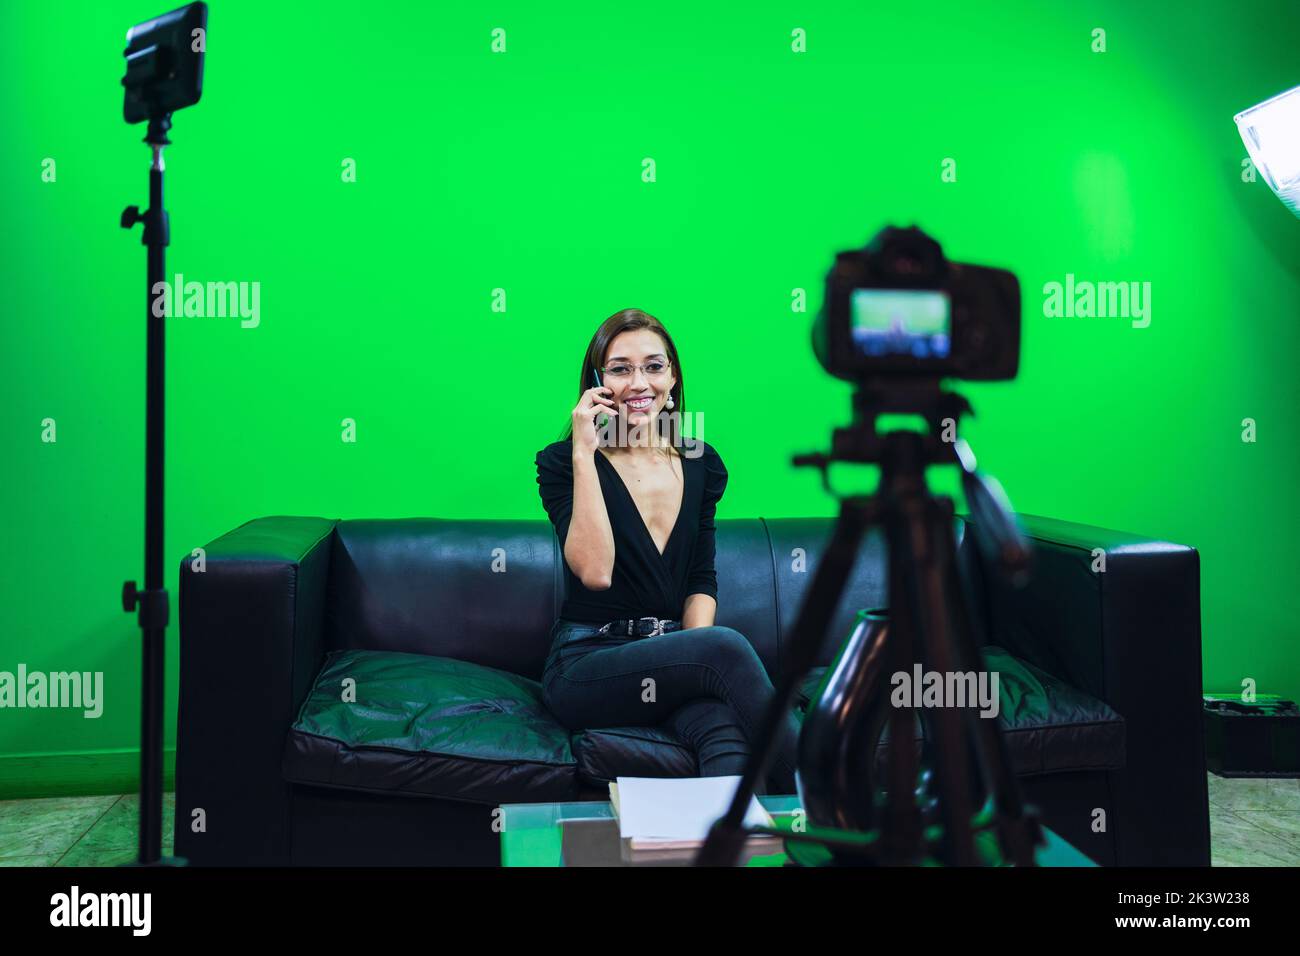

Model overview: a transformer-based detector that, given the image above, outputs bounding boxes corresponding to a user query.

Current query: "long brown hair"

[557,308,688,458]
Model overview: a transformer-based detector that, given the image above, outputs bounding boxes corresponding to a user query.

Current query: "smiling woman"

[531,307,803,796]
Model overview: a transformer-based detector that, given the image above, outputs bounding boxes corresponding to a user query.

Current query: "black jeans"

[540,617,801,795]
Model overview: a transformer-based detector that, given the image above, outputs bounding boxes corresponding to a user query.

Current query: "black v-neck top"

[534,437,728,623]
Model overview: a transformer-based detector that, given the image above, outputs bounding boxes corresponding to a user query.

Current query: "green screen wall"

[3,0,1297,794]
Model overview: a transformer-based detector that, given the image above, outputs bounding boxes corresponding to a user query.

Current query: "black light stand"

[118,1,207,867]
[694,380,1044,867]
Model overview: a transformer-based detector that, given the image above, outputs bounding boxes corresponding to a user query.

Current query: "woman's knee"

[692,626,763,673]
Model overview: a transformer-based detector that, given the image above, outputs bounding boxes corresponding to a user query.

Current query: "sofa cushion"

[794,645,1126,775]
[985,646,1126,772]
[282,648,581,804]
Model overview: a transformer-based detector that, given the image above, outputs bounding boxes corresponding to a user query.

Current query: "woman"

[534,307,801,795]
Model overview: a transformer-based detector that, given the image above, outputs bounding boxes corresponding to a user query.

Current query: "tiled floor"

[0,776,1296,865]
[1207,774,1300,866]
[0,792,175,866]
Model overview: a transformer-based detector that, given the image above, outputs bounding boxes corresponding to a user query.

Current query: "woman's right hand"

[573,386,617,456]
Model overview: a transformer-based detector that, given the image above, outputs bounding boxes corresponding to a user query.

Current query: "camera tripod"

[694,379,1044,866]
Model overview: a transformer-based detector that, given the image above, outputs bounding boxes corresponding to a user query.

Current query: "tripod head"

[795,377,968,471]
[794,378,1032,587]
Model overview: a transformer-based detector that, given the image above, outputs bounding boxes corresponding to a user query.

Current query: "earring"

[665,393,674,409]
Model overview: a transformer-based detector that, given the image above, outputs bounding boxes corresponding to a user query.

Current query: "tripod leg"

[880,526,923,863]
[930,504,1042,865]
[891,488,979,865]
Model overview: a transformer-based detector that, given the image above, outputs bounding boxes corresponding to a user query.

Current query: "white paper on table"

[615,775,770,842]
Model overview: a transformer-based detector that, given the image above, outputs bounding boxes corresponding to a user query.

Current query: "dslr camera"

[813,226,1020,382]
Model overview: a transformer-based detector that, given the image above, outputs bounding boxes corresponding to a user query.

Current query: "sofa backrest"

[324,516,906,683]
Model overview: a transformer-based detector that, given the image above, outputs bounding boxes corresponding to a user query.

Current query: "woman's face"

[601,329,677,428]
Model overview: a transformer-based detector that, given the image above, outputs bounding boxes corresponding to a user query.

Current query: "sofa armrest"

[174,515,338,865]
[959,513,1209,865]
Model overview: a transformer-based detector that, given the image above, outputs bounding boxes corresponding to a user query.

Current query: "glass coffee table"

[499,795,1096,867]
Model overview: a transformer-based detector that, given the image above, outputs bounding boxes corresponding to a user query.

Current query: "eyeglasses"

[601,360,671,380]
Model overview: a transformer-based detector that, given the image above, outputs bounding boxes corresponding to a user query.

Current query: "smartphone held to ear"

[593,369,615,428]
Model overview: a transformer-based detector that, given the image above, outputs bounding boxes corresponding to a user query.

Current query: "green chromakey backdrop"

[2,0,1298,793]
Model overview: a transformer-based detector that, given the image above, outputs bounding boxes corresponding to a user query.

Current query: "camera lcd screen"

[850,289,951,360]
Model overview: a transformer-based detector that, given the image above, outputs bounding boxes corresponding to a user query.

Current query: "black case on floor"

[1204,695,1300,777]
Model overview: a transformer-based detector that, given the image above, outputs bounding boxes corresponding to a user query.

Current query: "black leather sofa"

[174,512,1210,866]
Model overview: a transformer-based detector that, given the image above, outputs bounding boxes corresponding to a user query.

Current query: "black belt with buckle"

[598,616,681,638]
